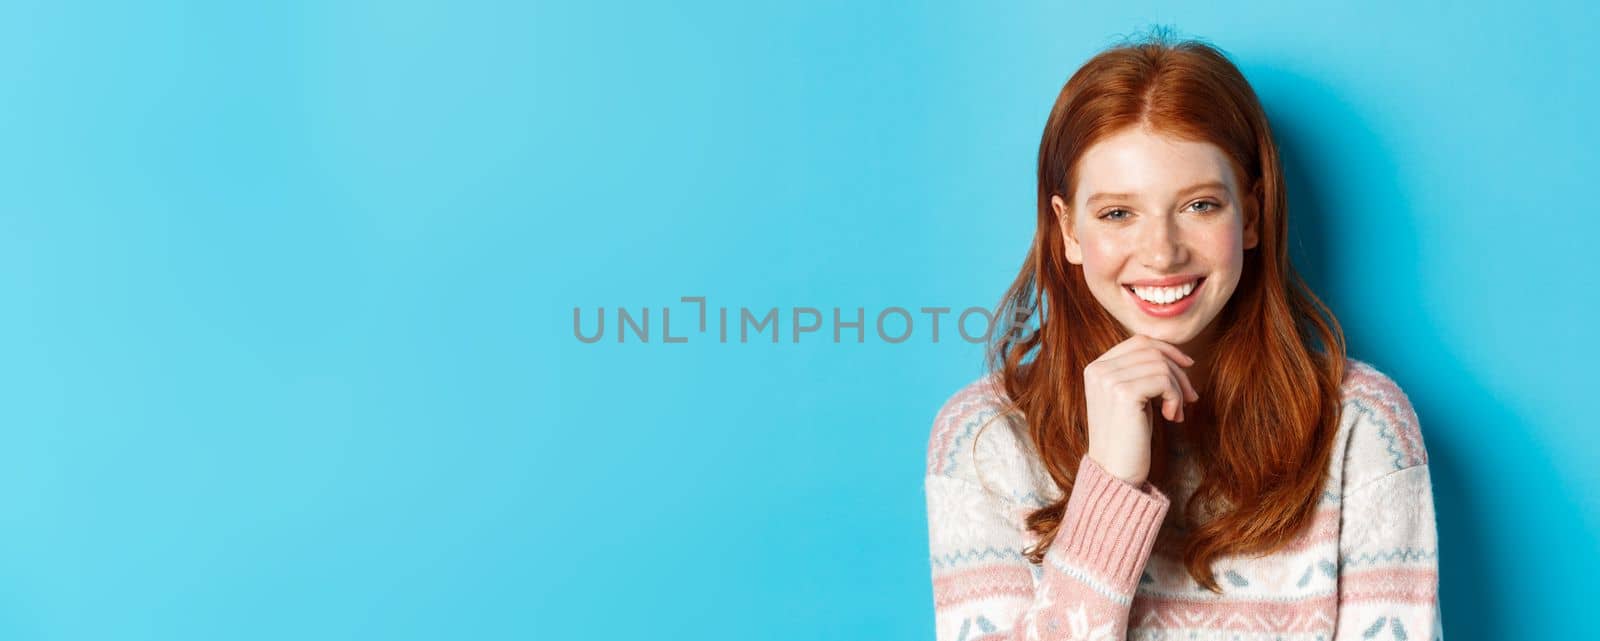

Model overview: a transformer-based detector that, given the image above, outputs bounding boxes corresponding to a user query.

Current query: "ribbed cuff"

[1050,455,1172,595]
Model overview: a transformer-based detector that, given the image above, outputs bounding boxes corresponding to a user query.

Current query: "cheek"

[1075,239,1125,289]
[1199,229,1246,268]
[1077,236,1124,273]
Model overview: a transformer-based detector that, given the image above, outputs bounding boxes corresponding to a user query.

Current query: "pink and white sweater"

[924,358,1442,640]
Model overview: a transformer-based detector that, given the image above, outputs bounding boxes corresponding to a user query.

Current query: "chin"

[1118,316,1201,345]
[1142,326,1196,345]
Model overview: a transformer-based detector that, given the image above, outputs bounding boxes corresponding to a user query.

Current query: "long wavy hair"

[984,29,1347,593]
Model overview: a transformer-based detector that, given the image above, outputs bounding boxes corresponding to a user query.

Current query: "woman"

[924,31,1442,641]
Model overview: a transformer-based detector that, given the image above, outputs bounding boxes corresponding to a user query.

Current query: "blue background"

[1,1,1595,638]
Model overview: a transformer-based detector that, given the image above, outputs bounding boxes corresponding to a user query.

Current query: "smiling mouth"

[1125,277,1205,305]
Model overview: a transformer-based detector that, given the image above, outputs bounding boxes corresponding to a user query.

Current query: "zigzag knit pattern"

[924,358,1443,640]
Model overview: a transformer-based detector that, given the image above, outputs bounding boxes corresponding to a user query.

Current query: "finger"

[1103,339,1199,408]
[1141,395,1177,425]
[1110,362,1186,421]
[1094,333,1164,364]
[1164,357,1199,403]
[1158,393,1178,423]
[1173,373,1187,421]
[1098,334,1195,368]
[1141,335,1196,367]
[1165,372,1185,423]
[1105,352,1198,403]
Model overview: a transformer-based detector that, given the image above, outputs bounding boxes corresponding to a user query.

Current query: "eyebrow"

[1086,181,1230,206]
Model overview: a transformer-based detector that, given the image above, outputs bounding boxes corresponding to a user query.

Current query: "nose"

[1138,216,1187,270]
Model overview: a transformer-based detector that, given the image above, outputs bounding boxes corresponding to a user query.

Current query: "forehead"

[1075,127,1236,199]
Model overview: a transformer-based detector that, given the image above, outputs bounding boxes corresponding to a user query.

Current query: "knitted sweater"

[923,358,1442,641]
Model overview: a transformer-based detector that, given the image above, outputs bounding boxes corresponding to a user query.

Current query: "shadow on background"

[1257,62,1552,640]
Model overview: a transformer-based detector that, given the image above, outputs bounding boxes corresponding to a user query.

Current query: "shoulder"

[1337,357,1430,495]
[925,373,1056,506]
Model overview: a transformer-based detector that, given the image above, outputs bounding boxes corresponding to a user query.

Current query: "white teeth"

[1130,280,1198,304]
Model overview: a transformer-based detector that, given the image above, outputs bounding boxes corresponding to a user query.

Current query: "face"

[1051,126,1258,359]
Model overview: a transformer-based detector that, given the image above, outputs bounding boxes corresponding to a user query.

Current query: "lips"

[1123,275,1205,288]
[1125,277,1205,318]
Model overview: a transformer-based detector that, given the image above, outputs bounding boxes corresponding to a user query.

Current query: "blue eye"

[1099,200,1220,220]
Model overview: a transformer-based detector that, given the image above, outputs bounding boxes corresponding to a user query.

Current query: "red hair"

[984,29,1347,594]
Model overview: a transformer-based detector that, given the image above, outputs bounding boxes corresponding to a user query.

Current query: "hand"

[1082,334,1200,485]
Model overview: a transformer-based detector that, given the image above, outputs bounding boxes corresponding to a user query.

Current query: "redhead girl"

[924,31,1442,641]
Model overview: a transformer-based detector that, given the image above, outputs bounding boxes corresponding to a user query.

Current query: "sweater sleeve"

[926,453,1170,641]
[1332,464,1444,641]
